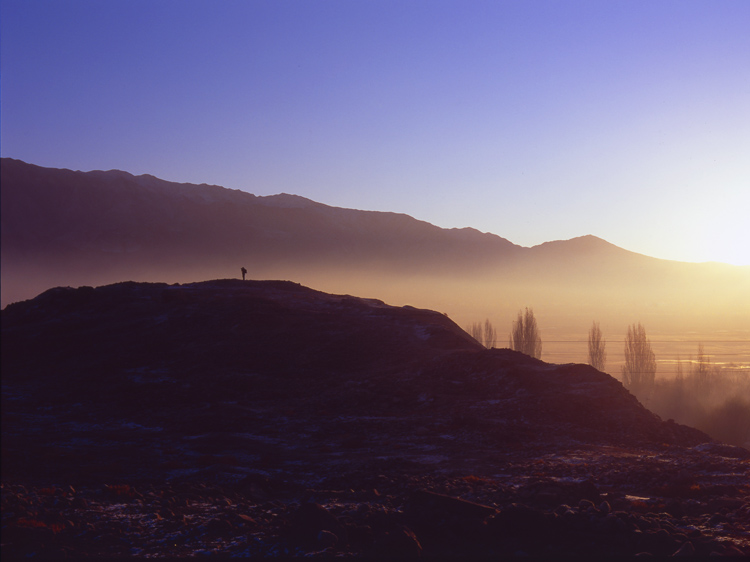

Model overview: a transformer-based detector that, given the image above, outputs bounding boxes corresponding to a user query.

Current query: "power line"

[475,336,750,342]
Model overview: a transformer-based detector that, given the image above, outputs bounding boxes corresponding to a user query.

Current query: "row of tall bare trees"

[587,320,657,394]
[589,327,748,445]
[655,348,749,446]
[467,308,542,359]
[468,315,656,392]
[467,319,497,351]
[510,308,542,358]
[587,321,657,396]
[469,317,747,445]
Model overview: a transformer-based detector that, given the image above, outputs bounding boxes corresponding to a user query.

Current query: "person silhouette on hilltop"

[241,266,247,281]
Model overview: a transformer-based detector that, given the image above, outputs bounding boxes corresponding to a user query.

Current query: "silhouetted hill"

[4,279,749,558]
[2,279,708,485]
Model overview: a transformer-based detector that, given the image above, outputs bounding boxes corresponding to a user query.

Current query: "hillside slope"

[2,279,707,485]
[4,280,749,559]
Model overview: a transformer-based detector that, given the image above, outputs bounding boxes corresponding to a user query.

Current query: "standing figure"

[241,266,247,281]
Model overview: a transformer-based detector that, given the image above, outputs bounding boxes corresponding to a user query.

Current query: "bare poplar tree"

[509,308,542,359]
[588,321,607,371]
[467,319,496,349]
[483,319,497,349]
[622,322,656,395]
[692,343,712,392]
[468,322,483,344]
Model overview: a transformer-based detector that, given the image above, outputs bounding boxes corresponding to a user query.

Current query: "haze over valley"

[3,158,748,373]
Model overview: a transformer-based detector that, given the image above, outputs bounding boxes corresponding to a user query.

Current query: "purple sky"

[2,0,749,265]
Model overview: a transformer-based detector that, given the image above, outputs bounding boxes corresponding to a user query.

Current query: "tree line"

[466,315,749,447]
[467,308,542,359]
[468,314,655,389]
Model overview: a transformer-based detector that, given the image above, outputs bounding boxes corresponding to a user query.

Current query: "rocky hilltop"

[2,280,748,558]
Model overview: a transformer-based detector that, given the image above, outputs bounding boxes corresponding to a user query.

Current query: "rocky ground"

[2,280,749,558]
[3,441,749,558]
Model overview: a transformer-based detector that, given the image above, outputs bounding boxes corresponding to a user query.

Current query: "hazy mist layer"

[3,158,749,373]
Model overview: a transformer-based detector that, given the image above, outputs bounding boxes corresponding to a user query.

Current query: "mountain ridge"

[0,157,633,264]
[1,158,738,267]
[2,158,748,349]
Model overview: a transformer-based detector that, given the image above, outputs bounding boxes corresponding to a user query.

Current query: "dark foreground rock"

[2,280,748,557]
[2,462,749,558]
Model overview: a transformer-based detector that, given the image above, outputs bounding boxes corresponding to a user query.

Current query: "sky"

[2,0,749,266]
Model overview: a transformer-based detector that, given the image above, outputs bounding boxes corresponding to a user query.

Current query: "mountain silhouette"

[1,158,518,303]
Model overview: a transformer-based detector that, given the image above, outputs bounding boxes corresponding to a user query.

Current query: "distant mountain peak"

[527,233,645,261]
[532,234,611,249]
